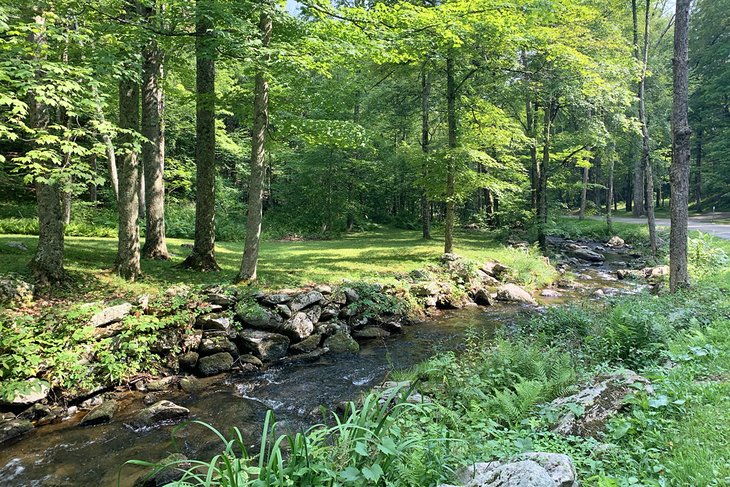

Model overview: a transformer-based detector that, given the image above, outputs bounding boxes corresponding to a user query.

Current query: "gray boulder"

[284,312,315,341]
[179,376,205,394]
[178,351,199,371]
[79,399,118,427]
[198,336,238,357]
[0,418,33,444]
[197,352,234,376]
[495,284,537,306]
[88,302,133,327]
[195,313,233,333]
[290,291,324,312]
[236,306,281,330]
[515,453,577,487]
[319,303,341,321]
[353,327,390,339]
[0,378,49,406]
[323,331,359,354]
[290,333,322,354]
[130,400,189,429]
[570,248,605,263]
[606,236,625,248]
[237,330,290,361]
[451,455,574,487]
[0,275,34,304]
[261,293,292,305]
[474,289,493,306]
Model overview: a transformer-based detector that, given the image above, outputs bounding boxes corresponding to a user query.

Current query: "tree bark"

[537,100,555,250]
[28,11,66,285]
[444,55,457,254]
[141,8,169,260]
[631,0,645,218]
[638,0,657,256]
[579,164,589,220]
[670,0,692,292]
[606,143,615,234]
[238,9,271,282]
[421,63,431,240]
[182,0,220,271]
[695,127,702,211]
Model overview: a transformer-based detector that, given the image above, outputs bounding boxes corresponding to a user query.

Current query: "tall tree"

[420,63,431,240]
[238,7,272,282]
[444,54,456,254]
[670,0,692,291]
[141,2,169,260]
[631,0,645,218]
[182,0,220,271]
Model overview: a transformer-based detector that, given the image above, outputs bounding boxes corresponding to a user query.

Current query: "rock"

[409,269,432,281]
[143,392,167,406]
[476,270,500,286]
[616,269,641,280]
[197,352,234,376]
[323,331,359,354]
[470,460,556,487]
[0,378,49,406]
[411,282,440,297]
[290,333,322,354]
[183,330,203,351]
[237,330,290,361]
[281,312,314,341]
[606,236,625,248]
[5,241,28,252]
[343,287,359,304]
[198,336,238,357]
[133,453,190,487]
[236,306,281,330]
[425,296,438,308]
[146,376,177,392]
[0,418,33,444]
[238,354,264,368]
[540,289,562,298]
[281,348,328,364]
[89,302,133,327]
[79,400,118,427]
[305,305,322,324]
[0,275,34,305]
[570,248,605,263]
[474,289,493,306]
[150,329,180,354]
[206,290,236,308]
[495,284,537,306]
[178,351,199,371]
[353,327,391,339]
[179,376,204,394]
[643,265,669,280]
[481,262,512,279]
[165,285,191,298]
[289,291,324,312]
[196,313,233,333]
[515,453,577,487]
[551,371,652,438]
[319,303,340,321]
[441,252,461,262]
[131,401,189,429]
[276,304,292,319]
[261,293,292,305]
[315,284,332,294]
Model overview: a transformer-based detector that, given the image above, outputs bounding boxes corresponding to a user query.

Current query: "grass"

[0,225,556,298]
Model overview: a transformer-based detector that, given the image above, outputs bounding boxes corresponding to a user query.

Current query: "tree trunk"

[537,100,555,250]
[638,0,657,256]
[92,86,118,200]
[579,164,589,220]
[444,55,456,254]
[527,97,539,212]
[695,127,702,211]
[61,191,71,225]
[670,0,692,292]
[238,9,272,282]
[420,63,431,240]
[182,0,220,271]
[607,143,615,234]
[631,0,645,218]
[116,72,142,281]
[28,11,66,285]
[141,12,169,260]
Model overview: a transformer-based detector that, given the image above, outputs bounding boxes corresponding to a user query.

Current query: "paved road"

[596,213,730,240]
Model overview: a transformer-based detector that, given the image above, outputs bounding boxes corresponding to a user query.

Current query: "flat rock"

[0,418,33,444]
[495,284,537,306]
[195,313,233,333]
[261,293,292,305]
[353,327,390,339]
[237,330,290,361]
[290,333,322,354]
[89,302,133,327]
[131,400,189,429]
[79,400,118,427]
[570,248,605,263]
[290,291,324,312]
[198,336,238,357]
[197,352,234,376]
[540,289,562,298]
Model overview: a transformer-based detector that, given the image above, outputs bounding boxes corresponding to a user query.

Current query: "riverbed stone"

[606,236,625,248]
[238,354,264,368]
[179,376,205,394]
[198,336,238,357]
[132,400,189,429]
[290,333,322,354]
[146,376,177,392]
[570,247,605,263]
[0,418,33,444]
[178,351,199,371]
[324,331,359,354]
[290,291,324,312]
[474,288,493,306]
[78,399,118,427]
[495,284,538,306]
[197,352,234,376]
[237,330,290,361]
[196,313,233,333]
[353,327,390,339]
[89,302,133,327]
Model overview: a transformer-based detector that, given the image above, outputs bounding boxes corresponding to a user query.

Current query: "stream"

[0,242,645,486]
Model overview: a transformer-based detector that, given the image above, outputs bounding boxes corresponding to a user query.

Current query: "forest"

[1,0,730,486]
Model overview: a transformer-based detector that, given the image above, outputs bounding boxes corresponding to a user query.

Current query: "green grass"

[0,226,556,296]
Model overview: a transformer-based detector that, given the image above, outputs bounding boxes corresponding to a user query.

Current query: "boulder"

[236,306,281,330]
[305,305,322,324]
[476,270,500,286]
[279,312,314,341]
[276,304,292,319]
[0,378,49,406]
[0,275,33,304]
[495,284,537,306]
[133,453,190,487]
[481,262,512,280]
[79,400,118,427]
[343,287,359,304]
[551,371,652,438]
[197,352,234,376]
[261,293,292,306]
[198,336,238,357]
[290,333,322,354]
[88,302,133,327]
[616,269,641,280]
[411,282,440,297]
[195,313,233,333]
[315,284,332,294]
[0,418,33,444]
[570,248,605,263]
[206,289,237,308]
[178,351,199,371]
[237,330,290,361]
[353,327,391,339]
[145,376,177,392]
[643,265,669,280]
[238,354,264,368]
[540,289,562,298]
[289,291,324,312]
[323,331,359,354]
[459,460,555,487]
[130,400,189,429]
[179,376,205,394]
[515,453,577,487]
[606,236,625,248]
[474,289,493,306]
[319,303,341,321]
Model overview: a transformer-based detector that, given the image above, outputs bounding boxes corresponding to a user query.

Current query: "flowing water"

[0,245,644,486]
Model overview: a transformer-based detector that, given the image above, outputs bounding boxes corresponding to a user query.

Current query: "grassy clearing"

[0,226,555,298]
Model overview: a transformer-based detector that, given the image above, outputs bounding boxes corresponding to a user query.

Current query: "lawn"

[0,226,556,298]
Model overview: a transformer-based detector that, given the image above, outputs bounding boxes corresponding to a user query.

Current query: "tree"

[670,0,692,291]
[182,0,220,271]
[238,6,272,282]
